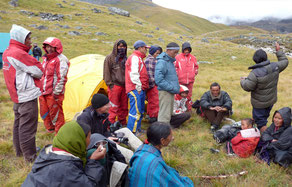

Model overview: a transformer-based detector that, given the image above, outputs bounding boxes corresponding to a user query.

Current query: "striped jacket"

[129,144,194,187]
[41,37,70,96]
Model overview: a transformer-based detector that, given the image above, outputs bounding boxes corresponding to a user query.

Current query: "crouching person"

[200,82,232,132]
[170,85,191,128]
[77,94,143,163]
[22,121,107,187]
[128,122,194,187]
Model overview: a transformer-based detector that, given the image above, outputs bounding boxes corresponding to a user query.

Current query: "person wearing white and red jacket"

[2,24,43,162]
[125,40,149,134]
[174,42,198,110]
[39,37,70,134]
[170,85,191,128]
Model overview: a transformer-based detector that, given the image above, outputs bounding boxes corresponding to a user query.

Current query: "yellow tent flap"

[63,54,108,122]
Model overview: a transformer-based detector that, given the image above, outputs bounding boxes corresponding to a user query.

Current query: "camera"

[110,121,122,133]
[113,132,129,145]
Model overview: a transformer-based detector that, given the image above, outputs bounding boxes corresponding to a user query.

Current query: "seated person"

[200,82,232,131]
[22,121,107,187]
[128,122,194,187]
[170,85,191,128]
[77,93,143,163]
[257,107,292,166]
[230,118,260,158]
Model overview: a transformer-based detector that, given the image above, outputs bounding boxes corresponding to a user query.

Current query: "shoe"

[149,117,157,123]
[210,125,218,133]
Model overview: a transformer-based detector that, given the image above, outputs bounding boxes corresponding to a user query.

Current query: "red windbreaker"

[125,50,149,93]
[231,132,260,158]
[174,53,198,85]
[41,37,70,96]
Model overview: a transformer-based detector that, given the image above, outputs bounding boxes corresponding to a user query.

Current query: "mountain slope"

[80,0,228,36]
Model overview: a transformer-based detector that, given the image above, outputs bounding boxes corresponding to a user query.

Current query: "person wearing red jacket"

[125,40,149,135]
[231,118,260,158]
[39,37,70,134]
[2,24,43,162]
[174,42,198,110]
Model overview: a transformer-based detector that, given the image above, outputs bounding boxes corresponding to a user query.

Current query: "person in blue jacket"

[128,122,194,187]
[155,42,180,123]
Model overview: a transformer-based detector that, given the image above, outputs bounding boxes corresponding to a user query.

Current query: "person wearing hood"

[2,24,43,162]
[125,40,149,135]
[145,45,161,123]
[103,39,128,126]
[155,42,180,124]
[241,42,289,132]
[128,122,194,187]
[170,85,191,128]
[174,42,199,110]
[22,121,107,187]
[39,37,70,134]
[257,107,292,166]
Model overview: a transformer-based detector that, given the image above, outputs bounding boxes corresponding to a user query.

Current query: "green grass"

[1,0,292,186]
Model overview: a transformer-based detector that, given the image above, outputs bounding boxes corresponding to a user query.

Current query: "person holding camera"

[77,93,143,163]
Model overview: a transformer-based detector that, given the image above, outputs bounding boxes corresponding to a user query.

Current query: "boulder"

[145,34,153,38]
[39,12,64,21]
[92,8,101,13]
[95,32,108,36]
[29,24,37,28]
[136,21,142,25]
[231,56,237,60]
[19,10,35,16]
[70,3,75,6]
[201,38,209,43]
[56,3,64,8]
[198,61,214,64]
[75,26,83,30]
[75,13,83,16]
[108,7,130,17]
[158,38,164,43]
[9,0,18,7]
[68,31,81,36]
[36,25,48,30]
[155,27,159,30]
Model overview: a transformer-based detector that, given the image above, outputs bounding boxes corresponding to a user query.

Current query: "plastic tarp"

[63,54,107,121]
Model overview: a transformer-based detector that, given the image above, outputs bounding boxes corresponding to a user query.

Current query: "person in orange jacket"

[39,37,70,134]
[174,42,198,110]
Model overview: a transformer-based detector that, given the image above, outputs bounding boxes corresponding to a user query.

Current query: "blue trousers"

[252,105,273,129]
[127,90,145,133]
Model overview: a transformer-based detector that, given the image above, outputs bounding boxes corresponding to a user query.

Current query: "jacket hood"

[179,85,189,93]
[182,42,192,52]
[112,39,127,56]
[273,107,292,128]
[133,50,146,59]
[10,24,31,45]
[156,52,176,63]
[43,37,63,54]
[248,60,270,69]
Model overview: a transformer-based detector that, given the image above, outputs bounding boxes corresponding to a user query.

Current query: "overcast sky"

[152,0,292,24]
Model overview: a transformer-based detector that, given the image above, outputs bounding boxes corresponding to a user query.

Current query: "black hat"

[182,42,192,52]
[91,94,109,109]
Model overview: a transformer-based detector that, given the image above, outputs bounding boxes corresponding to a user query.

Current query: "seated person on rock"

[77,93,143,163]
[128,122,194,187]
[229,118,260,158]
[200,82,232,131]
[257,107,292,166]
[170,85,191,128]
[22,121,107,187]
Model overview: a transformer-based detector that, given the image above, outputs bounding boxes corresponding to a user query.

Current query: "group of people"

[2,23,291,186]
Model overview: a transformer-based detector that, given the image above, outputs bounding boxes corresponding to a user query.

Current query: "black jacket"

[22,145,106,187]
[262,107,291,142]
[77,106,112,137]
[32,46,42,57]
[200,90,232,111]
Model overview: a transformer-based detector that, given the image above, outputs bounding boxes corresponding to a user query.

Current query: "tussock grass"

[0,0,292,186]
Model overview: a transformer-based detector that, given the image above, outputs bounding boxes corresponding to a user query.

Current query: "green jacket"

[241,51,289,108]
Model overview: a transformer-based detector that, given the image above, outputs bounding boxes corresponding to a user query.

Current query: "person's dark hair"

[147,122,171,146]
[77,121,91,136]
[157,46,163,53]
[253,49,267,64]
[242,118,254,127]
[210,82,221,89]
[166,42,179,49]
[117,40,127,48]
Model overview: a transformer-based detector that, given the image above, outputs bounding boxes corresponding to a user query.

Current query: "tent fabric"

[62,54,107,121]
[0,33,11,68]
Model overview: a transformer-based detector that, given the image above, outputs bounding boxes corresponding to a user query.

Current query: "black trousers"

[170,112,191,128]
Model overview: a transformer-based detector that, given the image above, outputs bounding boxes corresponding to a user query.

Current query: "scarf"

[115,48,127,68]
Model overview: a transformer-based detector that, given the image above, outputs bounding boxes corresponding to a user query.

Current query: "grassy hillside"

[1,0,292,186]
[90,0,228,36]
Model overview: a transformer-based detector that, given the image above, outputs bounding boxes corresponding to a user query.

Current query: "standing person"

[155,42,180,123]
[39,37,70,134]
[145,45,161,123]
[32,43,42,61]
[175,42,198,110]
[103,39,128,126]
[241,42,289,132]
[125,40,149,135]
[2,24,43,162]
[200,82,232,131]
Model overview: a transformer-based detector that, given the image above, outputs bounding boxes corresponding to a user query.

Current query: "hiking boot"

[210,124,219,133]
[149,117,157,123]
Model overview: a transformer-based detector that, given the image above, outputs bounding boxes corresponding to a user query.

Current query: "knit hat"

[166,42,180,50]
[91,94,109,109]
[149,45,159,55]
[133,40,150,49]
